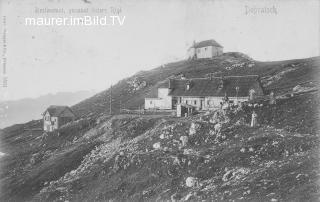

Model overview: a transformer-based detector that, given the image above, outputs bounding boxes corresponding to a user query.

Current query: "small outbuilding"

[42,105,76,132]
[176,103,195,117]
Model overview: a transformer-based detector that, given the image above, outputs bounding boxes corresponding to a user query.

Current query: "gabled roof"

[191,39,223,49]
[43,105,75,117]
[158,81,170,88]
[168,75,263,97]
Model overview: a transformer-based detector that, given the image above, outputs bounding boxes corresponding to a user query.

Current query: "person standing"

[251,111,258,127]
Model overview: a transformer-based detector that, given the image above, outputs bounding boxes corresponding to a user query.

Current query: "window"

[186,100,188,104]
[205,47,207,51]
[197,49,200,53]
[150,101,152,104]
[207,100,210,105]
[194,100,197,105]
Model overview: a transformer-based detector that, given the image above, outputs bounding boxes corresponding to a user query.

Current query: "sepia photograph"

[0,0,319,201]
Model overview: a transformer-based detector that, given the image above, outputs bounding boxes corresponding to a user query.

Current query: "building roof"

[43,105,75,117]
[191,39,223,49]
[158,81,170,88]
[168,75,263,97]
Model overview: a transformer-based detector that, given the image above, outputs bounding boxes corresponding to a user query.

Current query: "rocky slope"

[0,53,319,201]
[37,93,319,202]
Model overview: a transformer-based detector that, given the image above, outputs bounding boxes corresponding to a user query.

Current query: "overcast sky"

[0,0,319,101]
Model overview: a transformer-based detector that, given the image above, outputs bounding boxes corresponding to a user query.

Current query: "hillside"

[0,90,96,129]
[0,53,319,201]
[71,53,320,119]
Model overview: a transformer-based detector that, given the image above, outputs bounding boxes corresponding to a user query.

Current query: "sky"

[0,0,319,101]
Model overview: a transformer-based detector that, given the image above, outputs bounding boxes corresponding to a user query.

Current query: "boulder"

[185,177,198,187]
[185,192,195,201]
[153,142,161,150]
[30,153,41,165]
[293,85,302,92]
[170,193,182,202]
[222,168,250,182]
[159,134,165,139]
[214,123,222,133]
[180,136,189,147]
[222,170,234,182]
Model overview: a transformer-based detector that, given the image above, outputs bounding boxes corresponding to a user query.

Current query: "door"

[172,98,177,109]
[200,100,204,110]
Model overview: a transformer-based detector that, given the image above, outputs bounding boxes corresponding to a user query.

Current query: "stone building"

[188,39,223,59]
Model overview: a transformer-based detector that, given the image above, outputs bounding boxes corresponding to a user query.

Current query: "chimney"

[168,79,173,89]
[186,80,192,90]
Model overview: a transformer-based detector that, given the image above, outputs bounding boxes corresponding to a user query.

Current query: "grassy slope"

[0,53,319,201]
[71,53,320,118]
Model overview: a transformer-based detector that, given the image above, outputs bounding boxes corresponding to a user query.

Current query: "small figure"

[249,89,256,101]
[251,111,258,127]
[222,102,229,115]
[223,93,229,102]
[41,132,48,142]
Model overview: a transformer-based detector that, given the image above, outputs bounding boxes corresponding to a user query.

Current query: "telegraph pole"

[139,105,141,117]
[109,84,112,115]
[236,86,239,104]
